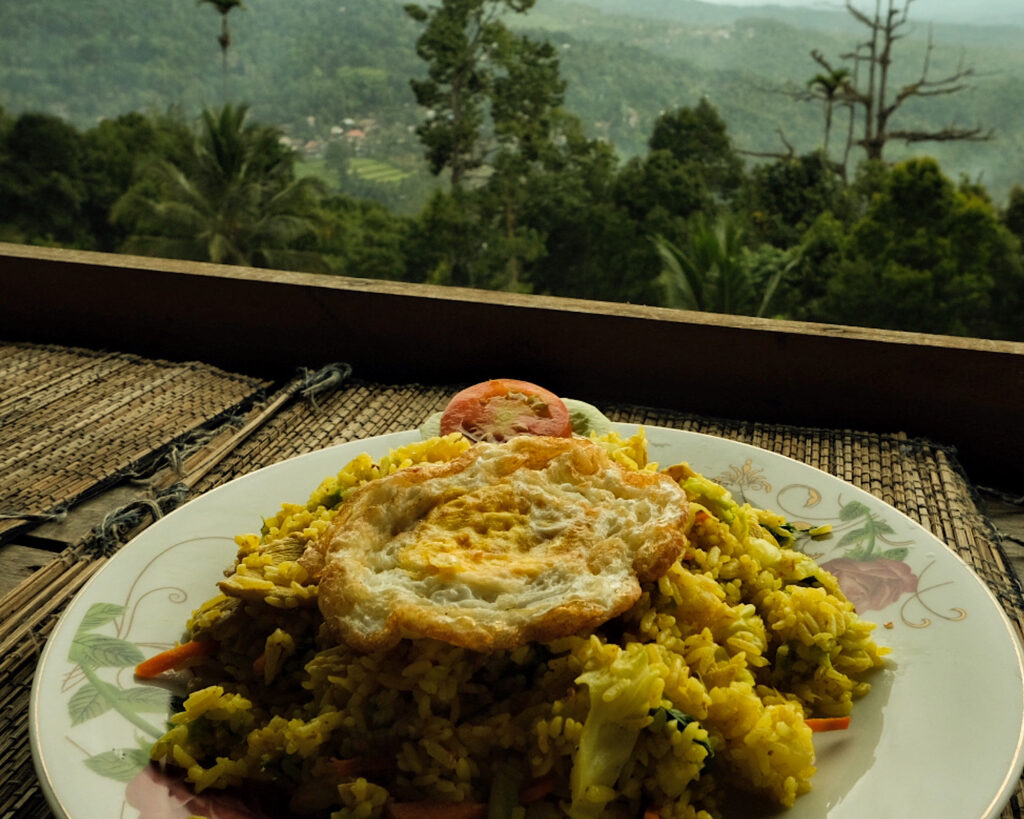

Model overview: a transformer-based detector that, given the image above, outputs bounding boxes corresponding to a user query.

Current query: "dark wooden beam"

[2,242,1021,483]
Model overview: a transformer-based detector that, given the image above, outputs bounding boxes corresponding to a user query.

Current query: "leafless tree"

[799,0,991,174]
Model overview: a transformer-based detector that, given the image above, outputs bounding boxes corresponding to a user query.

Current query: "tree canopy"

[823,157,1023,337]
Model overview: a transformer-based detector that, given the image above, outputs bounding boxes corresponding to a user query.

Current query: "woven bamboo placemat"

[2,376,1022,818]
[0,341,271,543]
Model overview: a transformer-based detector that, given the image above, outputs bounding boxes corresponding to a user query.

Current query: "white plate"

[30,425,1024,819]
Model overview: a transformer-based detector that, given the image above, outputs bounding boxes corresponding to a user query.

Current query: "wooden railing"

[2,241,1021,484]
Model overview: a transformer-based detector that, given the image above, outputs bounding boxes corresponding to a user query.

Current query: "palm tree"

[199,0,244,99]
[113,105,327,272]
[807,68,851,155]
[655,213,783,317]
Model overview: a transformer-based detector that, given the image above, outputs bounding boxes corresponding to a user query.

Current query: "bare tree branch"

[738,128,796,161]
[888,126,994,144]
[844,0,878,31]
[777,128,796,156]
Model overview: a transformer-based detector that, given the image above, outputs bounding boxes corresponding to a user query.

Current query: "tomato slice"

[439,379,573,442]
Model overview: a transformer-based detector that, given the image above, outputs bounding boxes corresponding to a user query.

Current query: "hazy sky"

[699,0,1005,6]
[696,0,1022,24]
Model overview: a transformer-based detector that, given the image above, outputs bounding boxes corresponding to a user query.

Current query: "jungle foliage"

[0,0,1022,341]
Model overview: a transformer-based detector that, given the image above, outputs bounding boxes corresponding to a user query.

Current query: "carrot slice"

[329,758,363,779]
[134,640,215,678]
[644,811,662,819]
[329,756,395,779]
[806,716,851,732]
[384,803,487,819]
[519,773,557,803]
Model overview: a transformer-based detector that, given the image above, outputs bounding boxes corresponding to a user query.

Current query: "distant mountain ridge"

[566,0,1024,29]
[559,0,847,28]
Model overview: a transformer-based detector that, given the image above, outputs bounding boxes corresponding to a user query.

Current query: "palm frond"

[113,104,327,272]
[654,234,704,311]
[207,231,243,265]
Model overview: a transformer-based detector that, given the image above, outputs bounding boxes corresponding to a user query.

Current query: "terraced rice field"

[349,158,413,183]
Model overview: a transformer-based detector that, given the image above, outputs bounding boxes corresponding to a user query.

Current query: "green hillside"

[1,0,1022,199]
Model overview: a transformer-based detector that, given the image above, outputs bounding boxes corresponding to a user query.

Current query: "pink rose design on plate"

[821,556,919,613]
[125,764,278,819]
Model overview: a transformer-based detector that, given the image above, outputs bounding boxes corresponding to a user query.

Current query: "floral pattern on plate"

[714,458,967,624]
[64,602,167,781]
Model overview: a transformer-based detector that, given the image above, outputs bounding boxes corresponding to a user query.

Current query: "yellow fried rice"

[150,430,888,819]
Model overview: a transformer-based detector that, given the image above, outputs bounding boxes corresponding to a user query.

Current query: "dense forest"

[1,0,1023,341]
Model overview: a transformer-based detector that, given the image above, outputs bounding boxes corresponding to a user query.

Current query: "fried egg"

[300,435,691,653]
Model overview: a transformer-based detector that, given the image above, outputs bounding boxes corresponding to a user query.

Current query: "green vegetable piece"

[680,475,738,526]
[561,398,613,437]
[764,522,797,549]
[419,411,443,439]
[488,763,525,819]
[569,644,664,819]
[651,707,714,762]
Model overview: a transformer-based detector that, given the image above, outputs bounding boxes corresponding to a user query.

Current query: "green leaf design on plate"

[118,685,173,714]
[69,633,145,668]
[77,603,125,634]
[68,679,119,725]
[83,747,152,783]
[66,601,167,737]
[70,680,170,725]
[838,500,870,521]
[882,547,910,560]
[838,527,868,548]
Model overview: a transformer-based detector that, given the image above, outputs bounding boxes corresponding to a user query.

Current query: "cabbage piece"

[418,410,442,439]
[569,643,665,819]
[680,473,741,531]
[561,398,613,438]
